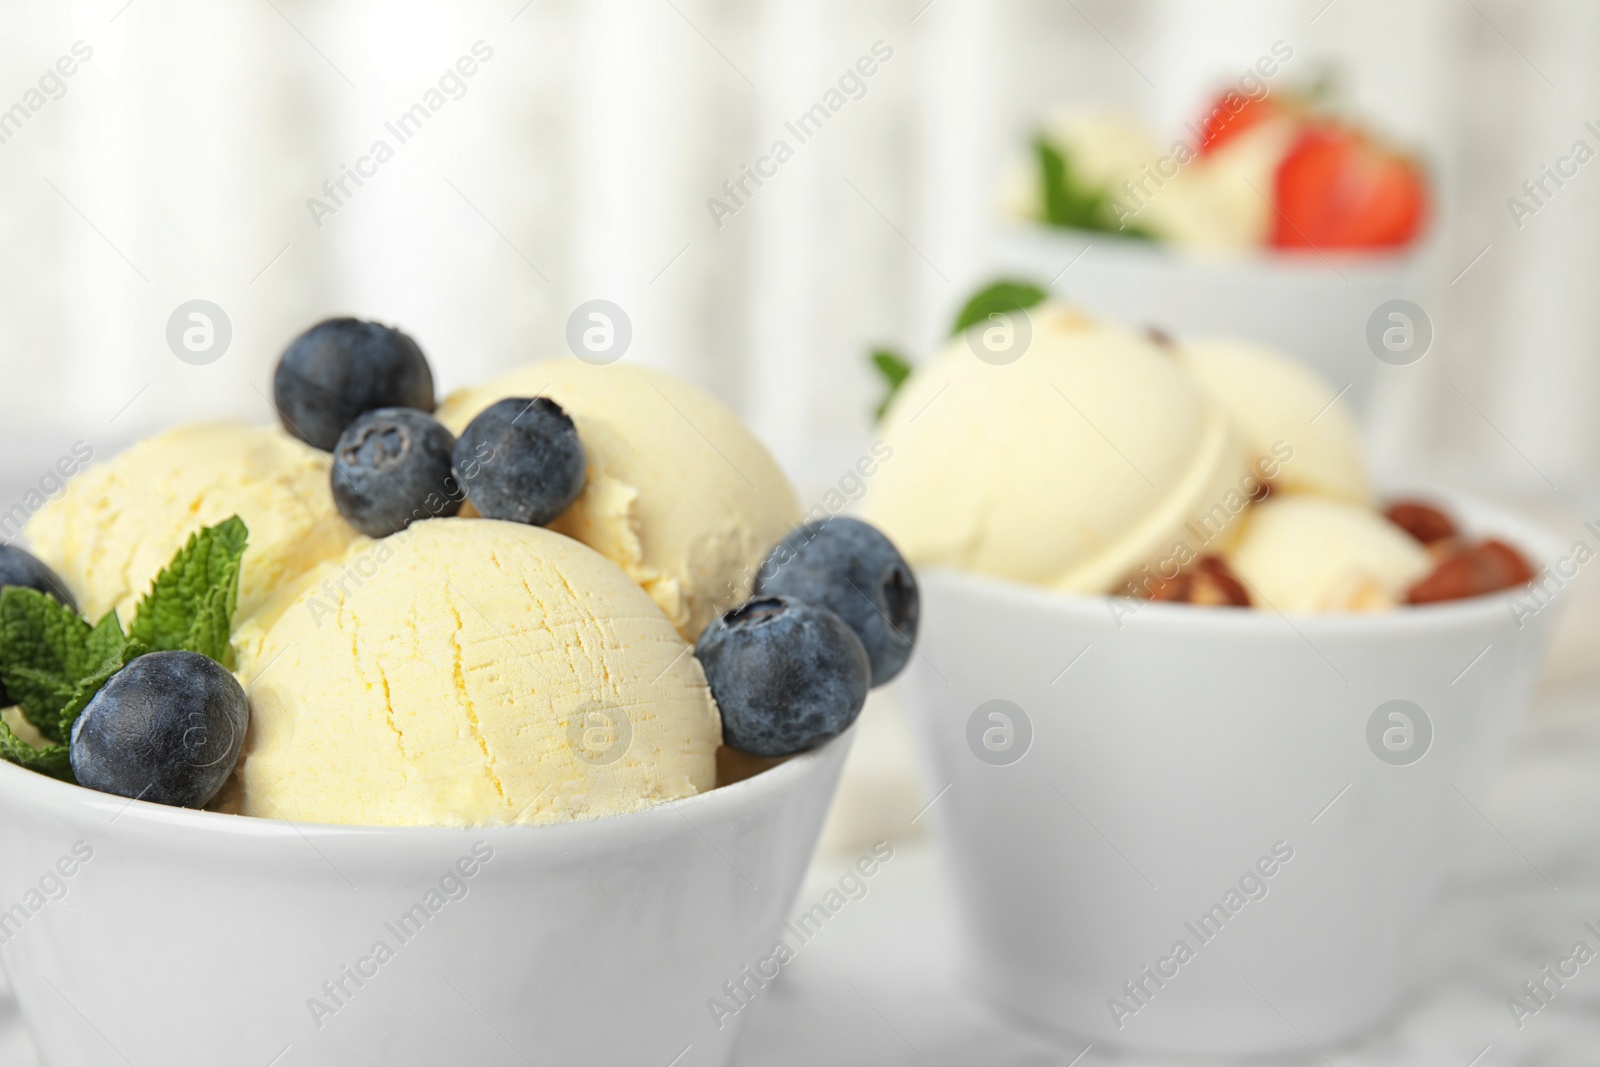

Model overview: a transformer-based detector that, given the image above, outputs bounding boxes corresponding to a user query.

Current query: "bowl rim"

[0,724,854,842]
[997,217,1436,273]
[917,485,1568,638]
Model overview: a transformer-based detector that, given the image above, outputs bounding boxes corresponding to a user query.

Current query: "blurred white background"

[2,0,1598,507]
[7,3,1600,1064]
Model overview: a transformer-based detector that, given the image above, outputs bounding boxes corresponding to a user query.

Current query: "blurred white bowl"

[904,491,1562,1056]
[993,224,1432,417]
[0,730,852,1067]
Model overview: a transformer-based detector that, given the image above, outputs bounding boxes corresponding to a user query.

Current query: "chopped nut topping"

[1386,500,1457,545]
[1407,539,1535,604]
[1139,555,1250,607]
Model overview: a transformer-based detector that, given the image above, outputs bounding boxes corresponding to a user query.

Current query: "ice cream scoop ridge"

[236,519,721,827]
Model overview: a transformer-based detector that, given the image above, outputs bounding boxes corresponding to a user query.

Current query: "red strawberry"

[1270,125,1428,250]
[1197,92,1278,156]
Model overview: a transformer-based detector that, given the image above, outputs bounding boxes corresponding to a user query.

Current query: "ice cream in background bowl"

[850,290,1558,1054]
[863,285,1525,613]
[1006,77,1431,253]
[864,304,1252,595]
[0,316,920,1065]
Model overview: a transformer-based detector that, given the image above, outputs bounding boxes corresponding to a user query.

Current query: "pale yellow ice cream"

[1007,108,1296,250]
[1227,496,1432,613]
[1179,117,1298,247]
[437,360,799,641]
[1038,108,1167,195]
[863,304,1253,594]
[236,518,721,827]
[1181,338,1370,505]
[25,422,357,624]
[1,707,46,748]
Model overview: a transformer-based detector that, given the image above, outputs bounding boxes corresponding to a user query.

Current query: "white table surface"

[4,679,1598,1067]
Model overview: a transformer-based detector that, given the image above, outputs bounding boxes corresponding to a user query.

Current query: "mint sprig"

[1034,136,1155,240]
[0,719,72,781]
[129,515,246,667]
[951,279,1050,337]
[0,516,248,781]
[866,279,1056,424]
[869,348,914,422]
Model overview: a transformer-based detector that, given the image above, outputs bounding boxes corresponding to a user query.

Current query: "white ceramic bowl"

[904,492,1562,1056]
[992,225,1431,418]
[0,730,852,1066]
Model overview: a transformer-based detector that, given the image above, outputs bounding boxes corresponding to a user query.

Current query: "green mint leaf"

[129,516,248,668]
[951,279,1052,337]
[0,719,73,782]
[85,608,125,666]
[57,655,125,742]
[870,348,914,422]
[1,516,249,776]
[0,587,97,743]
[56,611,132,741]
[1034,136,1156,241]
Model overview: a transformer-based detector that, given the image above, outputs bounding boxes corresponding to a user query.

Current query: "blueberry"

[331,408,462,537]
[274,318,435,451]
[0,544,75,612]
[0,545,76,706]
[70,651,249,808]
[754,518,919,686]
[452,397,586,526]
[694,596,870,757]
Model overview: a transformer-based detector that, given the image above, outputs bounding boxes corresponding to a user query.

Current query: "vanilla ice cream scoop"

[864,305,1252,594]
[437,361,799,641]
[1180,338,1370,505]
[25,422,356,623]
[236,518,721,827]
[1227,496,1431,613]
[1007,108,1294,250]
[1038,107,1167,194]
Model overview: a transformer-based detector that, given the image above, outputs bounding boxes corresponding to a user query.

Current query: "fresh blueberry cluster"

[0,315,924,807]
[272,318,588,536]
[696,517,919,757]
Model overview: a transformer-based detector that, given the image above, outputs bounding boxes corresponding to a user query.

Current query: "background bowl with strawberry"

[996,85,1435,418]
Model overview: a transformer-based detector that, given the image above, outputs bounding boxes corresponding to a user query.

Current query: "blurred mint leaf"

[951,279,1051,337]
[0,720,72,782]
[870,348,914,422]
[1035,136,1155,241]
[129,516,247,668]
